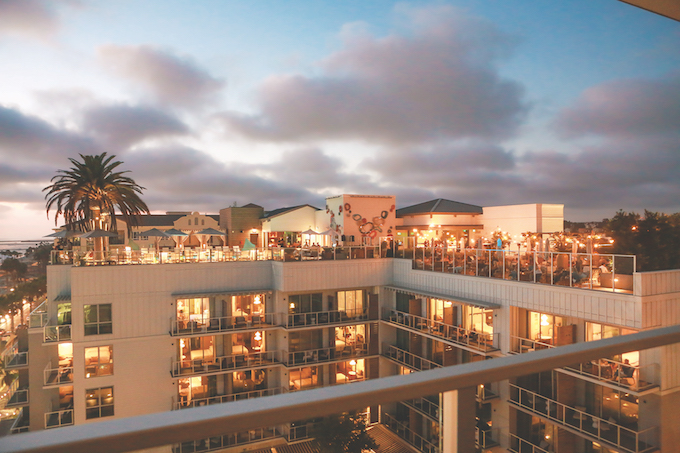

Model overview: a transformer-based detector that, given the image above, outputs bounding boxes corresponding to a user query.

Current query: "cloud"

[555,72,680,139]
[98,45,225,109]
[220,5,527,144]
[83,104,190,148]
[0,0,78,38]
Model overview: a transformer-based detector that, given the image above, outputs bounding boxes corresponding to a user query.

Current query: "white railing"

[172,426,283,453]
[171,350,282,377]
[382,412,440,453]
[476,382,499,402]
[28,300,48,329]
[170,313,275,336]
[508,433,551,453]
[44,408,73,429]
[384,308,498,353]
[287,343,368,366]
[401,397,440,420]
[286,309,373,327]
[175,387,286,410]
[383,344,441,372]
[43,324,71,343]
[2,341,28,369]
[43,360,74,386]
[509,384,658,453]
[9,407,29,434]
[476,427,500,448]
[6,379,29,407]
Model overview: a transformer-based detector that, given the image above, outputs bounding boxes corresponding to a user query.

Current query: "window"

[85,387,114,419]
[84,346,113,378]
[288,293,322,313]
[337,290,364,318]
[84,304,112,336]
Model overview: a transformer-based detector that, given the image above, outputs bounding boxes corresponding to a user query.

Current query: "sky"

[0,0,679,240]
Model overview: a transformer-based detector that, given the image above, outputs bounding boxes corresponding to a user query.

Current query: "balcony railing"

[171,350,281,377]
[45,408,74,429]
[44,324,71,343]
[175,387,286,410]
[9,407,29,434]
[476,382,499,402]
[476,427,500,449]
[44,360,74,387]
[381,412,440,453]
[508,433,551,453]
[287,343,368,366]
[509,384,658,453]
[170,313,276,336]
[383,308,499,353]
[400,397,440,421]
[404,242,636,294]
[286,309,372,328]
[383,344,441,372]
[173,426,283,453]
[50,244,389,267]
[510,335,555,354]
[29,300,48,329]
[2,341,28,369]
[6,380,29,407]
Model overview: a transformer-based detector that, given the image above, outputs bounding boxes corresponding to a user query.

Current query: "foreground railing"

[170,313,275,336]
[509,384,658,453]
[175,387,286,410]
[508,433,551,453]
[171,351,281,377]
[383,308,498,353]
[382,412,440,453]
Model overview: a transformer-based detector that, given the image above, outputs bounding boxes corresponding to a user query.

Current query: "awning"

[384,285,500,309]
[54,294,71,302]
[173,289,273,299]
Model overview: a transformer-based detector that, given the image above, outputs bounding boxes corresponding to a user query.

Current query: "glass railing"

[45,408,74,429]
[173,426,283,453]
[509,384,658,453]
[510,335,555,354]
[508,433,551,453]
[383,309,498,353]
[175,387,286,410]
[405,243,636,293]
[476,427,500,448]
[383,344,441,372]
[563,358,659,393]
[170,313,275,335]
[28,300,48,329]
[401,397,440,420]
[287,343,368,366]
[171,350,281,377]
[44,324,71,343]
[381,412,440,453]
[6,380,29,407]
[2,341,28,369]
[44,360,74,386]
[9,408,29,434]
[476,383,499,402]
[286,309,372,327]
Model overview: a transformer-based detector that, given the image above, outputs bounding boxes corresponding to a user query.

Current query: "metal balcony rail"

[476,383,499,402]
[3,326,680,453]
[45,409,74,429]
[286,308,371,328]
[510,335,555,354]
[43,324,71,344]
[406,242,636,293]
[285,421,318,442]
[383,344,441,372]
[508,433,551,453]
[383,308,498,353]
[28,301,48,329]
[43,361,74,387]
[400,397,440,420]
[50,244,389,267]
[381,412,440,453]
[171,350,281,377]
[509,384,658,453]
[476,426,500,449]
[170,313,275,336]
[287,344,368,366]
[6,380,29,407]
[2,341,28,369]
[9,408,29,434]
[175,387,286,410]
[172,426,283,453]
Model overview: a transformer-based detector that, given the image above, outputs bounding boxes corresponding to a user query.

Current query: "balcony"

[45,408,74,429]
[6,380,29,407]
[381,412,440,453]
[509,384,658,453]
[400,397,440,421]
[9,407,29,434]
[286,309,373,328]
[2,340,28,369]
[175,387,286,410]
[170,313,277,336]
[286,344,368,367]
[407,244,636,294]
[44,360,74,387]
[476,426,500,449]
[28,300,48,328]
[383,308,499,354]
[476,383,499,402]
[382,344,441,372]
[44,323,71,343]
[508,433,551,453]
[173,426,283,453]
[171,350,282,377]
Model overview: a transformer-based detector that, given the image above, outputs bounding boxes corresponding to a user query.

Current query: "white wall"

[481,203,564,239]
[262,206,320,233]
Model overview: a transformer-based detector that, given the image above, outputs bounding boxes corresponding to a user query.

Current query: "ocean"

[0,240,49,257]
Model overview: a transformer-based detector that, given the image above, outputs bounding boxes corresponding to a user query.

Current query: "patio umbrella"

[79,229,120,239]
[164,228,189,249]
[44,230,80,238]
[301,229,319,235]
[195,228,226,247]
[242,239,256,251]
[140,228,170,253]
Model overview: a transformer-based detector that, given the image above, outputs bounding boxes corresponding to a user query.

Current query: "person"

[599,261,609,273]
[621,359,635,378]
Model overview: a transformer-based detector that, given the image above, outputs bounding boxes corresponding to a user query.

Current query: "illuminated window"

[85,387,114,419]
[84,346,113,378]
[84,304,112,336]
[337,290,364,318]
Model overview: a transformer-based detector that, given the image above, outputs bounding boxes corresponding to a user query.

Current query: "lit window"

[85,387,114,419]
[84,304,112,336]
[84,346,113,378]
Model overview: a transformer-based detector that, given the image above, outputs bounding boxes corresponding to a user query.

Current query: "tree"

[1,258,28,288]
[310,411,378,453]
[26,243,53,273]
[43,153,150,252]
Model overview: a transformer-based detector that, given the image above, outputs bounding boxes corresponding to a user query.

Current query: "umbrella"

[164,228,189,249]
[79,229,120,239]
[195,228,226,248]
[140,228,170,238]
[301,229,319,235]
[242,239,256,251]
[164,228,188,237]
[44,230,80,238]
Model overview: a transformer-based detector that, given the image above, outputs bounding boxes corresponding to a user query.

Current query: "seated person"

[621,359,635,379]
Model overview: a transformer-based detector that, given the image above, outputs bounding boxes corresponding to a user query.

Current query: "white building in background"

[5,194,680,453]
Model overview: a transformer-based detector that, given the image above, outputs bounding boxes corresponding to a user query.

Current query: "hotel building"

[3,194,680,453]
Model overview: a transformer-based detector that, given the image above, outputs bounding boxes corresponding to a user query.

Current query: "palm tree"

[44,153,150,254]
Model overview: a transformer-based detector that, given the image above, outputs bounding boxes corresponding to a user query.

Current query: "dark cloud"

[98,45,225,109]
[83,104,190,149]
[220,5,527,144]
[555,72,680,139]
[0,0,78,38]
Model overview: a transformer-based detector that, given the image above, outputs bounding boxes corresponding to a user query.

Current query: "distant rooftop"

[263,204,320,219]
[396,199,483,216]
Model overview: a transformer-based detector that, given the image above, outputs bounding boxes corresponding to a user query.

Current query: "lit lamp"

[540,314,549,326]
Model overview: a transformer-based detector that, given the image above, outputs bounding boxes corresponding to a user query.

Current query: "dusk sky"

[1,0,679,240]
